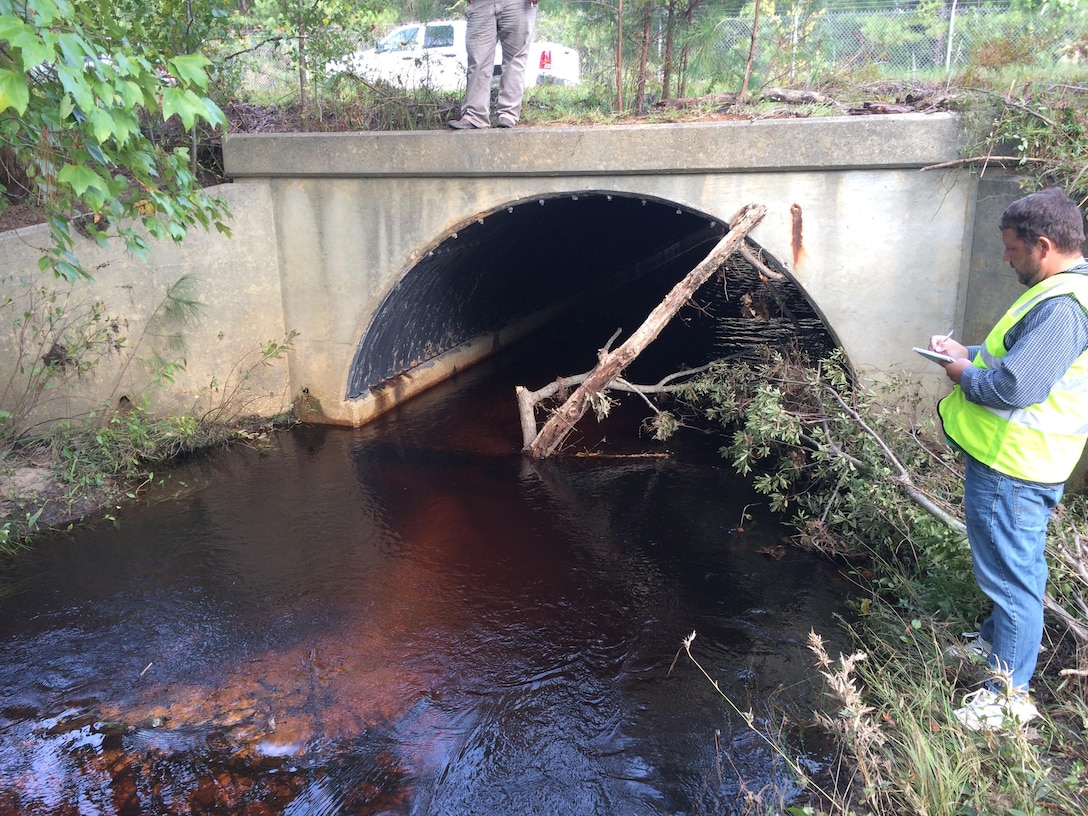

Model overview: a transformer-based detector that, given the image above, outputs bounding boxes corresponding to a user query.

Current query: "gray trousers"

[461,0,538,126]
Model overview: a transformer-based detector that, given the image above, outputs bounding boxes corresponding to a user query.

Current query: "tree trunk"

[662,0,676,101]
[526,203,767,459]
[297,0,309,130]
[739,0,762,105]
[635,2,652,115]
[615,0,625,111]
[678,42,689,97]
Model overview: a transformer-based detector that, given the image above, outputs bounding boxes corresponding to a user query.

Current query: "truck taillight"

[538,50,552,70]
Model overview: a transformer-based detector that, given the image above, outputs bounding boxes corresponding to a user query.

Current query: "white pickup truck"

[326,20,580,91]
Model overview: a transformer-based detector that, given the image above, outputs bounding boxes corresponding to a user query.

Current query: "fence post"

[944,0,959,72]
[791,6,800,81]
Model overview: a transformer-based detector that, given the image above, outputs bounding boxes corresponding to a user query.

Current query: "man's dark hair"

[999,187,1086,254]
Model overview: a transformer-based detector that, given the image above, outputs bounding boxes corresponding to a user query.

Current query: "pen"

[939,329,954,343]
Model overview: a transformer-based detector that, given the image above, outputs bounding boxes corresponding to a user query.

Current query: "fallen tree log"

[653,88,840,110]
[522,203,767,459]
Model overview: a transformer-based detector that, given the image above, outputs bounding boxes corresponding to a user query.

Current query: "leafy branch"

[679,348,1088,647]
[0,0,231,280]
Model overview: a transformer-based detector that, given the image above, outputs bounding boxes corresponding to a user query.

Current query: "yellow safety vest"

[938,272,1088,483]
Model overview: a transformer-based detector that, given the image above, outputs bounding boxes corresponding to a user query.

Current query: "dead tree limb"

[524,203,767,459]
[919,155,1045,172]
[739,245,785,281]
[515,360,731,450]
[1044,595,1088,646]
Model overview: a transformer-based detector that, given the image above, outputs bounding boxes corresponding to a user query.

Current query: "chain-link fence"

[706,3,1086,85]
[223,3,1088,107]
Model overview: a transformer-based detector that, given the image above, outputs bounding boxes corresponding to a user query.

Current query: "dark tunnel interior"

[347,192,839,400]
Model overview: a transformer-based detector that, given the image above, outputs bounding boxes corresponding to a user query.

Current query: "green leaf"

[160,87,206,129]
[0,18,26,42]
[166,53,213,90]
[109,109,139,145]
[200,96,227,130]
[0,67,29,113]
[55,258,83,281]
[0,17,51,67]
[86,107,116,142]
[118,79,146,108]
[58,92,75,120]
[57,163,107,197]
[27,0,67,26]
[54,62,95,112]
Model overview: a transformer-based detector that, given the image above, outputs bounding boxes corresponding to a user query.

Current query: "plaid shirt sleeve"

[961,287,1088,410]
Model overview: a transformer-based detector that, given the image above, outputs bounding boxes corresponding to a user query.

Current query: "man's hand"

[941,357,971,384]
[927,335,971,383]
[929,336,968,359]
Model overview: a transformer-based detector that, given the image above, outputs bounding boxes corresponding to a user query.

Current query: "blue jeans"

[963,455,1062,692]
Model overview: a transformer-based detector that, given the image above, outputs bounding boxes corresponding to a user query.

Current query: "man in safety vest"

[931,186,1088,731]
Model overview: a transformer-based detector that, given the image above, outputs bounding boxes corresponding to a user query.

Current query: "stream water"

[0,315,850,815]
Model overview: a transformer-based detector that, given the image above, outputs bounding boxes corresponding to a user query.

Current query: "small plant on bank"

[198,329,299,426]
[947,78,1088,206]
[0,273,202,444]
[0,274,120,442]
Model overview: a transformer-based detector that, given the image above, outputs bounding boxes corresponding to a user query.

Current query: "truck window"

[423,24,455,49]
[377,26,420,53]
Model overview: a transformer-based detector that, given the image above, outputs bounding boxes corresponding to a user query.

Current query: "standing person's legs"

[494,0,537,126]
[963,455,1061,691]
[458,0,500,127]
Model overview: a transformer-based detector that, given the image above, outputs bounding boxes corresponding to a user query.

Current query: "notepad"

[913,347,955,364]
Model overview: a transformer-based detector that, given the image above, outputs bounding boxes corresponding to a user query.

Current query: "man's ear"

[1035,235,1056,258]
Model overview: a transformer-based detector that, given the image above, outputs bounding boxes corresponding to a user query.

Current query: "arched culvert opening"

[347,193,840,401]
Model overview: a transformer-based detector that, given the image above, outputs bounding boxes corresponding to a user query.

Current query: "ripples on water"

[0,340,848,815]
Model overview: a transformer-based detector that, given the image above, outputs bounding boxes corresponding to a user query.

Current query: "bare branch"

[920,155,1045,172]
[821,384,965,532]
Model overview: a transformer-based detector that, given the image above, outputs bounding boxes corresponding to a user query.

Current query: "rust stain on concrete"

[790,203,809,270]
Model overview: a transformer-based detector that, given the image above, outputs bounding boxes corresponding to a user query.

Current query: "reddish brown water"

[0,331,848,815]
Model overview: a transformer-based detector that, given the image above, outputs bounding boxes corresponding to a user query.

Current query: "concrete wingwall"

[0,114,1030,434]
[0,182,291,435]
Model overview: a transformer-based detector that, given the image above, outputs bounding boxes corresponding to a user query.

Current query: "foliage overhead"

[0,0,231,281]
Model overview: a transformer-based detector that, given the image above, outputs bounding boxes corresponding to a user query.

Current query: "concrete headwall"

[0,114,1029,435]
[0,183,290,435]
[224,113,982,426]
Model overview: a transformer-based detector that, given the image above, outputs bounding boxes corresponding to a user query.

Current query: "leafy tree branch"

[0,0,231,280]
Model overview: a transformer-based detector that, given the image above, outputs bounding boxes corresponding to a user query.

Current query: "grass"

[681,590,1088,815]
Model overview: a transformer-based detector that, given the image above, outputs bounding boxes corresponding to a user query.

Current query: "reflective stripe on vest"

[938,271,1088,483]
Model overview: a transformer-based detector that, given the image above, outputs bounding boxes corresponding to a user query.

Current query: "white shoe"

[962,631,992,658]
[953,687,1038,731]
[945,631,992,660]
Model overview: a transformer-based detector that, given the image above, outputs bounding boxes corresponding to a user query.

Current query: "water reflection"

[0,351,848,815]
